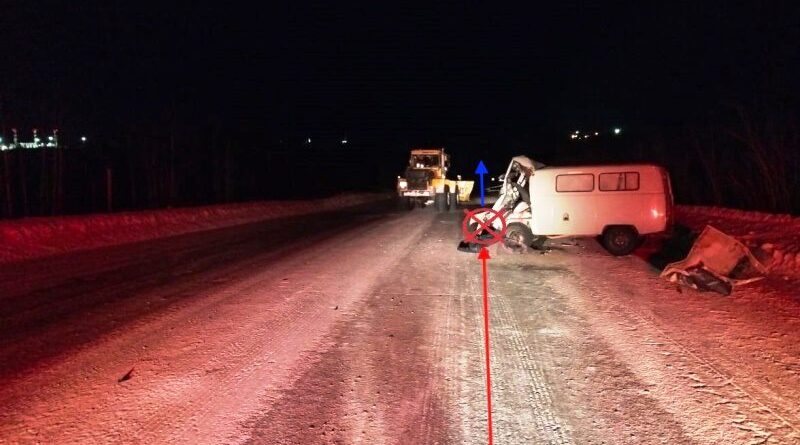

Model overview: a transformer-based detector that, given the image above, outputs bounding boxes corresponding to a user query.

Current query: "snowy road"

[2,204,800,444]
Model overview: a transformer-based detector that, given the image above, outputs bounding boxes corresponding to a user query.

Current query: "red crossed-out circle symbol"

[461,207,508,246]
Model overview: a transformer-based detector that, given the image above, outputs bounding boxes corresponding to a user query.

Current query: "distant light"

[613,128,621,135]
[81,136,87,142]
[491,177,496,182]
[306,137,311,144]
[570,134,578,139]
[457,174,462,180]
[341,139,348,144]
[594,132,599,136]
[584,135,589,139]
[48,136,54,141]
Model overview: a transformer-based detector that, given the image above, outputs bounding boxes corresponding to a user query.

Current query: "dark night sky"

[1,2,798,148]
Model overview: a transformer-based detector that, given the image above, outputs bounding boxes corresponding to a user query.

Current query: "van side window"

[556,174,594,192]
[599,172,640,191]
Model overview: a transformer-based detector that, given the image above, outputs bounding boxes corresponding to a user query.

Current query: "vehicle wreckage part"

[660,225,767,294]
[457,232,497,253]
[668,264,734,296]
[457,240,482,253]
[531,234,547,250]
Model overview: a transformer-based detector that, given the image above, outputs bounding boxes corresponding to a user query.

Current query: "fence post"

[18,151,28,216]
[106,167,113,212]
[3,152,11,217]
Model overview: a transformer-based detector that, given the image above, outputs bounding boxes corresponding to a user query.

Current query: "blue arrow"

[475,160,488,206]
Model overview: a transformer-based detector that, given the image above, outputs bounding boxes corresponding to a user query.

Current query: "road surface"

[2,203,800,444]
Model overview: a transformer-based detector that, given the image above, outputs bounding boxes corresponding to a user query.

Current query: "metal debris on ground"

[457,240,482,253]
[660,225,767,295]
[118,367,134,383]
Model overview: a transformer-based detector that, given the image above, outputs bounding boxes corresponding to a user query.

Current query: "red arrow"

[478,247,494,445]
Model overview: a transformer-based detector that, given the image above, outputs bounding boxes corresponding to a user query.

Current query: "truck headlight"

[398,179,408,189]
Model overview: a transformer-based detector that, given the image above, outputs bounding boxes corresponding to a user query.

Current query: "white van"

[470,157,674,256]
[525,164,673,255]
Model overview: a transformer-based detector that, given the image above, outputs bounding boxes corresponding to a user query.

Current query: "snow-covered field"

[0,193,387,265]
[676,205,800,277]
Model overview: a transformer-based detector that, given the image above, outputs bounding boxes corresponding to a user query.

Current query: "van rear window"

[599,172,640,191]
[556,174,594,192]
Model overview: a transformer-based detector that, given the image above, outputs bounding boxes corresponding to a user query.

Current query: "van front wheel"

[504,223,534,252]
[601,226,640,256]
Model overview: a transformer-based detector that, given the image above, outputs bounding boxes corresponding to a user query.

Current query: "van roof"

[537,163,664,172]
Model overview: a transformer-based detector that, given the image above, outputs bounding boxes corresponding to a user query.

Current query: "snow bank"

[676,205,800,277]
[0,193,388,264]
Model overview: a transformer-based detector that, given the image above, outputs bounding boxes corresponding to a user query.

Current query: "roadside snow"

[677,205,800,277]
[0,193,387,265]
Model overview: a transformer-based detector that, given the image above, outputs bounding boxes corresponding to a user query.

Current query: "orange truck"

[396,148,473,210]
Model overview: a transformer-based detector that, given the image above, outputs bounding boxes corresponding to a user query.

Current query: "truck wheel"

[504,222,534,252]
[435,193,446,212]
[443,186,452,212]
[405,197,415,210]
[601,226,640,256]
[448,186,458,212]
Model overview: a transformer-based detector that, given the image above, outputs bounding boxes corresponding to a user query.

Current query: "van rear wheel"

[601,226,640,256]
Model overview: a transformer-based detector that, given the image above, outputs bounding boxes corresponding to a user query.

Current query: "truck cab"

[397,148,471,210]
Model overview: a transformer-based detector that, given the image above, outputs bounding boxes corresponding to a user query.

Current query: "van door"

[546,173,597,235]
